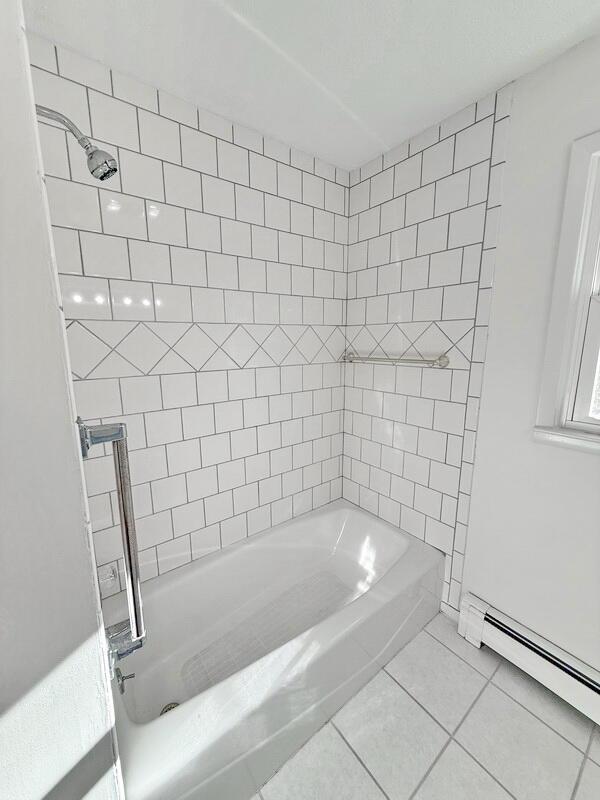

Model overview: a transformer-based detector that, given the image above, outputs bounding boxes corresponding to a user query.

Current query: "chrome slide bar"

[340,347,449,368]
[78,418,145,666]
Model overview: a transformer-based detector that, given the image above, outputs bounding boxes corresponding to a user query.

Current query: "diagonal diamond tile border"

[71,321,346,377]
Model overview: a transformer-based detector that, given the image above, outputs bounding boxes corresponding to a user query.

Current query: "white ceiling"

[24,0,600,170]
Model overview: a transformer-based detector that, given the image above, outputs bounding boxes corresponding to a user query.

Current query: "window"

[536,130,600,450]
[571,294,600,427]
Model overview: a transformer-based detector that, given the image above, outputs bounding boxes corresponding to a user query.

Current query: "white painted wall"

[463,36,600,670]
[0,3,121,798]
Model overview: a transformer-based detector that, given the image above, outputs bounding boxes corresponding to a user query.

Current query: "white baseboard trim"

[459,592,600,725]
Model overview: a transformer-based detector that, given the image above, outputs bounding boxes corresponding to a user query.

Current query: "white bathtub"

[103,500,444,800]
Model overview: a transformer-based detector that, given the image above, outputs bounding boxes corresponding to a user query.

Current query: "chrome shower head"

[86,146,118,181]
[35,104,118,182]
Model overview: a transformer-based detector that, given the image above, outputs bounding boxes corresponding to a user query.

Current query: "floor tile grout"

[331,720,394,800]
[489,678,593,755]
[406,660,518,800]
[259,617,599,800]
[423,625,499,678]
[568,726,594,800]
[383,665,453,735]
[406,737,453,800]
[453,659,502,736]
[420,625,592,755]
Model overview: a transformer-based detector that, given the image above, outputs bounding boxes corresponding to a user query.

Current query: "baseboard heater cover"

[459,593,600,725]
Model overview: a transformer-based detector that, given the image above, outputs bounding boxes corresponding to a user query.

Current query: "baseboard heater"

[459,593,600,725]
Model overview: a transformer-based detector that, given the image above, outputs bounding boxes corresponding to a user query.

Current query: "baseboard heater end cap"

[458,592,489,647]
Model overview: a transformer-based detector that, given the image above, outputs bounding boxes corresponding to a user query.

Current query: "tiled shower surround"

[343,90,511,610]
[29,34,510,611]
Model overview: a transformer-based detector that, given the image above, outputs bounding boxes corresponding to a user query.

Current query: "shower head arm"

[35,104,93,152]
[34,104,118,181]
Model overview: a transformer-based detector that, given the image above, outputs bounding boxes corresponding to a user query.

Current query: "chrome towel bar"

[340,347,449,368]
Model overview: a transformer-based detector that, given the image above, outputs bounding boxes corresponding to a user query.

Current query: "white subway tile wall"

[344,85,511,611]
[30,35,510,611]
[31,37,346,598]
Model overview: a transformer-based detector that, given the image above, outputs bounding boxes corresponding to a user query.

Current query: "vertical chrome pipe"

[78,419,145,662]
[112,437,145,643]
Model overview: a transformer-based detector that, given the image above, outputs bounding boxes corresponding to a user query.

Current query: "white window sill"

[533,425,600,454]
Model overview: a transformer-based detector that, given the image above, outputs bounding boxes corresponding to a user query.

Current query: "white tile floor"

[253,613,600,800]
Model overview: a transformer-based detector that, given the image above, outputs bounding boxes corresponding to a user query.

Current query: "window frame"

[535,130,600,452]
[570,294,600,428]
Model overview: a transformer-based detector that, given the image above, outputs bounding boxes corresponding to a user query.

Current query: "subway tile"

[221,514,247,545]
[394,154,422,196]
[154,283,192,321]
[186,466,218,501]
[221,219,251,256]
[217,140,249,185]
[145,409,182,446]
[204,491,234,525]
[201,432,231,466]
[80,232,129,279]
[202,175,235,218]
[38,123,70,178]
[198,107,232,140]
[172,497,205,535]
[110,279,154,320]
[147,201,186,246]
[252,226,278,261]
[186,210,221,252]
[112,72,158,112]
[60,274,111,320]
[435,170,470,216]
[191,526,221,559]
[52,227,82,275]
[89,91,139,150]
[136,510,172,548]
[265,194,291,231]
[443,282,478,320]
[158,90,197,127]
[57,48,111,92]
[233,124,263,153]
[249,152,277,194]
[32,68,91,136]
[162,373,197,409]
[164,163,202,210]
[138,109,181,163]
[238,258,266,293]
[454,117,494,171]
[119,149,165,201]
[46,178,101,231]
[171,247,207,286]
[181,126,217,175]
[41,42,510,599]
[74,378,121,419]
[218,459,246,491]
[192,287,225,322]
[27,33,57,72]
[157,535,191,573]
[129,240,171,283]
[236,185,264,225]
[121,376,163,413]
[100,190,147,239]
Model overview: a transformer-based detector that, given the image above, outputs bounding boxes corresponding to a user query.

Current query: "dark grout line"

[331,721,394,800]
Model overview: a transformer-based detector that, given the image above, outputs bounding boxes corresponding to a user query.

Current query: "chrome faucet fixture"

[115,666,135,695]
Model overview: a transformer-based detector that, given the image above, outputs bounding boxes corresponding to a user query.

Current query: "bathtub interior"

[104,502,412,723]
